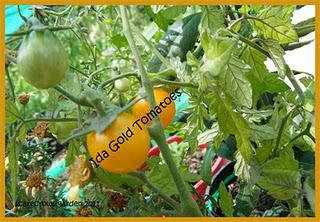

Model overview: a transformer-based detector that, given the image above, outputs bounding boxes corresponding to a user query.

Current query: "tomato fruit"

[87,113,150,174]
[114,78,130,92]
[17,29,69,89]
[131,88,176,128]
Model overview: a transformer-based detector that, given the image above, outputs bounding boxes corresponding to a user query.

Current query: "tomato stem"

[120,6,203,217]
[53,85,93,107]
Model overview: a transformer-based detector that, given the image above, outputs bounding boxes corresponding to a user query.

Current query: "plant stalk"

[119,6,202,216]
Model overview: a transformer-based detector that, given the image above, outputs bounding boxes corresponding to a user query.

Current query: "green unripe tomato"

[17,29,69,89]
[114,78,130,92]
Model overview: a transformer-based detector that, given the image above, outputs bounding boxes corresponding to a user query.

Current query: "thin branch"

[274,105,302,152]
[53,85,92,107]
[42,5,72,16]
[5,67,15,102]
[152,78,198,88]
[17,6,28,24]
[130,171,181,211]
[98,72,139,91]
[6,26,74,37]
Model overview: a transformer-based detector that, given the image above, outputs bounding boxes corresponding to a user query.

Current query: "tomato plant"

[4,5,315,218]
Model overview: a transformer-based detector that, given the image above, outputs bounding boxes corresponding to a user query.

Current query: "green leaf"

[111,34,128,48]
[146,164,200,196]
[186,51,200,67]
[65,140,82,166]
[210,93,253,162]
[200,143,216,184]
[200,34,237,77]
[255,141,273,165]
[219,57,252,108]
[199,6,225,35]
[304,176,315,212]
[242,47,289,102]
[93,168,141,192]
[262,39,286,78]
[234,151,260,185]
[251,6,298,44]
[159,6,187,19]
[5,100,21,124]
[167,142,189,166]
[249,124,278,142]
[197,123,219,145]
[257,149,301,200]
[234,183,261,216]
[262,73,290,92]
[294,17,315,38]
[18,124,27,142]
[242,47,268,83]
[144,6,169,31]
[184,94,208,149]
[219,182,234,217]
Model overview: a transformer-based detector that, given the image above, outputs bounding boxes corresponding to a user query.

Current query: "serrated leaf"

[249,124,278,142]
[146,165,200,196]
[200,143,216,184]
[242,47,268,83]
[234,183,261,216]
[262,73,290,92]
[159,6,187,19]
[304,176,315,212]
[262,39,286,78]
[5,101,21,124]
[255,141,273,165]
[219,182,234,217]
[257,150,301,200]
[242,47,289,103]
[199,7,225,35]
[200,33,237,77]
[186,51,200,67]
[252,6,298,44]
[197,123,219,145]
[93,168,141,192]
[18,124,27,142]
[219,57,252,108]
[145,6,169,31]
[234,151,260,185]
[65,140,82,166]
[210,93,253,162]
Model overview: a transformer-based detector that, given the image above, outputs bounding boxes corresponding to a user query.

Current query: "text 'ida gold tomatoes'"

[131,88,176,128]
[87,113,150,174]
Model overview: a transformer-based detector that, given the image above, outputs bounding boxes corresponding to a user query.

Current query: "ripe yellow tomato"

[131,88,176,128]
[87,113,150,174]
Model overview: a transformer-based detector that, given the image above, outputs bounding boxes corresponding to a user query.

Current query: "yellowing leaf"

[219,57,252,108]
[200,33,237,77]
[210,93,253,162]
[257,150,301,200]
[251,6,298,44]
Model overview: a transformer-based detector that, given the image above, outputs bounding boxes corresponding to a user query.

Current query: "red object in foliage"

[192,157,230,201]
